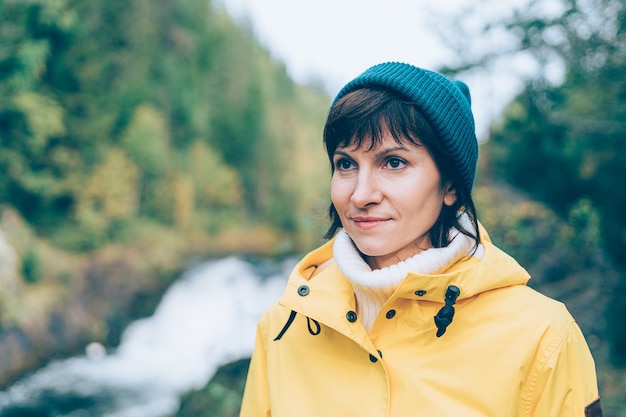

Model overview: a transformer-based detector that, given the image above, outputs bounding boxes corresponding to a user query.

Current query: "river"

[0,256,292,417]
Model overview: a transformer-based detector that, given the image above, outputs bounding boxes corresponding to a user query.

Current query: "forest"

[0,0,625,415]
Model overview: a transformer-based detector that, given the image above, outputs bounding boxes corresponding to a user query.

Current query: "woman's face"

[331,130,457,269]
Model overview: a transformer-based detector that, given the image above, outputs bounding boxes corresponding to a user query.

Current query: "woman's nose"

[351,170,382,207]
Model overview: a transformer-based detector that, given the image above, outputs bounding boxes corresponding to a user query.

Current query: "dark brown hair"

[322,87,480,250]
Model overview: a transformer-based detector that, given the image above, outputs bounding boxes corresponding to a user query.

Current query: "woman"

[240,62,602,417]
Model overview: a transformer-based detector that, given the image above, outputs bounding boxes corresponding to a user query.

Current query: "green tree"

[0,0,78,231]
[120,104,174,223]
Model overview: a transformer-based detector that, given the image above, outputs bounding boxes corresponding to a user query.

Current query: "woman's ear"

[443,183,457,207]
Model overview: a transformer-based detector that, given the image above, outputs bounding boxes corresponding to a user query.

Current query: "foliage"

[0,0,330,254]
[476,186,602,278]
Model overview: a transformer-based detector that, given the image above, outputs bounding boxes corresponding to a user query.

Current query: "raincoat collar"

[279,226,530,338]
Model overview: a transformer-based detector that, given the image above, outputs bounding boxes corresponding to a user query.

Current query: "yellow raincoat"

[240,230,601,417]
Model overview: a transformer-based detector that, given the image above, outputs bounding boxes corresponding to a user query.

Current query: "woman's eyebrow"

[376,145,409,155]
[371,145,414,160]
[332,149,352,158]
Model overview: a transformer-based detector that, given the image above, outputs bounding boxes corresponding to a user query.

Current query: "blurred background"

[0,0,624,415]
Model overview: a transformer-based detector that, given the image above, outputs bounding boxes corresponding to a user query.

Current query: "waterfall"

[0,256,291,417]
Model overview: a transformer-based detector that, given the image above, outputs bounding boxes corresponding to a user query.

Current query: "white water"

[0,256,291,416]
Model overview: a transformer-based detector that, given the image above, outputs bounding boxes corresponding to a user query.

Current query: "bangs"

[324,88,434,162]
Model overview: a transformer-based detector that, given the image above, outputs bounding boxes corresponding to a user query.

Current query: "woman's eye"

[335,158,354,170]
[386,157,406,169]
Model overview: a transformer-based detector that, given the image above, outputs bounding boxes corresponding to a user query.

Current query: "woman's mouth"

[351,217,389,230]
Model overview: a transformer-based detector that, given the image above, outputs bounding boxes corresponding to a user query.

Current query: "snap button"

[297,285,310,296]
[369,353,378,363]
[385,309,396,319]
[415,290,427,296]
[346,311,357,323]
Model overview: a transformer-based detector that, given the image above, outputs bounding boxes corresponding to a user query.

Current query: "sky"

[216,0,544,140]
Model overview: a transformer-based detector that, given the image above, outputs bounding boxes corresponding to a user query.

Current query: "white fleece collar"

[333,213,482,291]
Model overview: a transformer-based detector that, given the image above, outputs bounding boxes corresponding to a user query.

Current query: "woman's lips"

[351,217,390,230]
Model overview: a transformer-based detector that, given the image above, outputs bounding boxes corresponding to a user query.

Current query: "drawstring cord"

[273,310,297,341]
[434,285,460,337]
[307,316,321,335]
[273,310,321,341]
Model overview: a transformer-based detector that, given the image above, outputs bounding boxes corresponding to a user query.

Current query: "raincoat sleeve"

[240,320,271,417]
[526,321,601,417]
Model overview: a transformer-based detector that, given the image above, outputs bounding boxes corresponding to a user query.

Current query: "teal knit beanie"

[332,62,479,192]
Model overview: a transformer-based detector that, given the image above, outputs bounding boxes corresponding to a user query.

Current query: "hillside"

[0,0,330,387]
